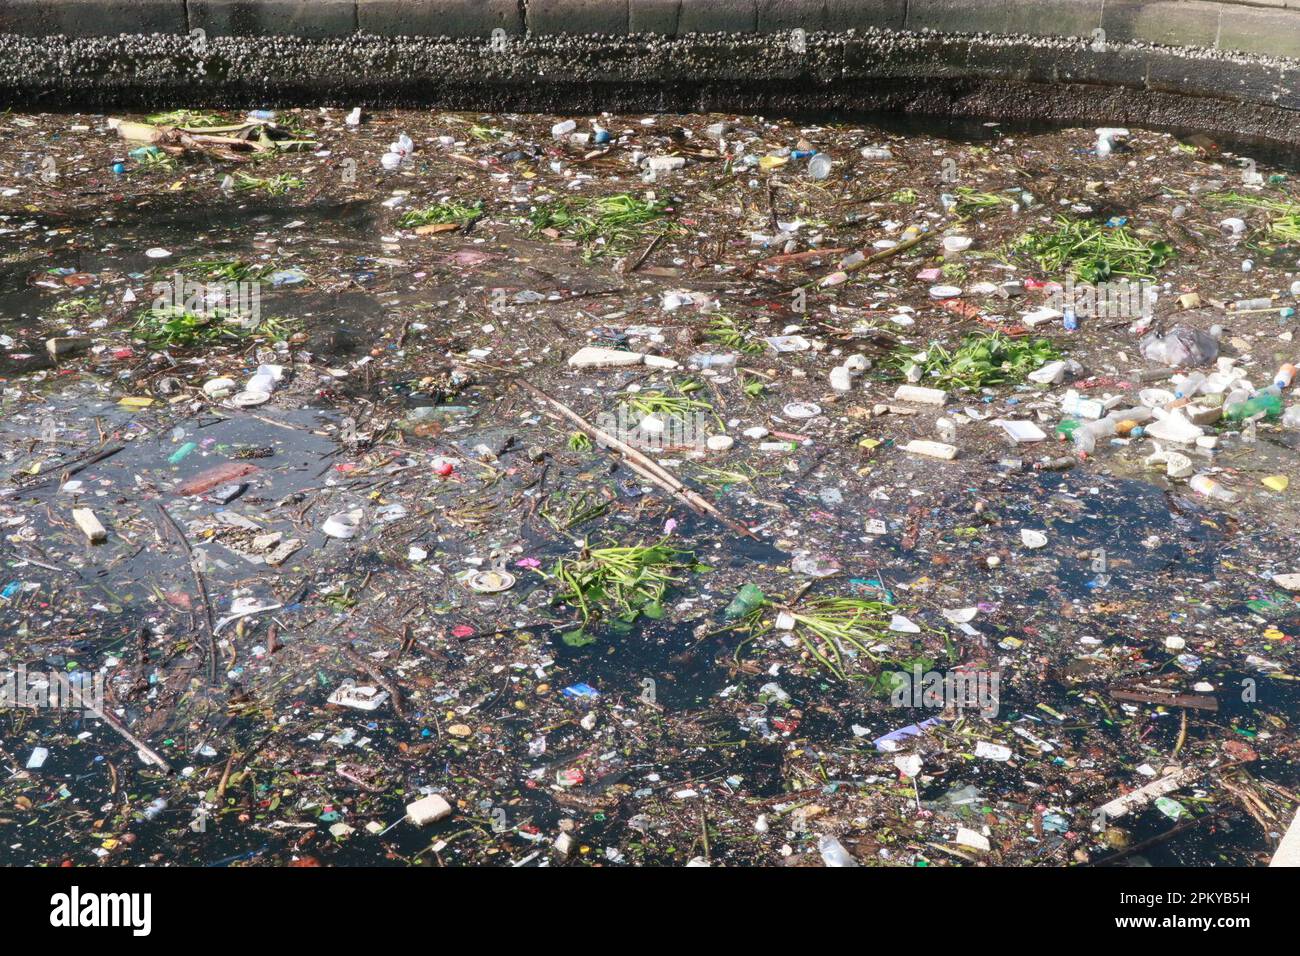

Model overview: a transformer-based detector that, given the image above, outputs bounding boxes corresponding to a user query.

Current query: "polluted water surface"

[0,107,1299,867]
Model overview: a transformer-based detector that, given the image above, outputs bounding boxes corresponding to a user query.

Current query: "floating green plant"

[544,539,709,646]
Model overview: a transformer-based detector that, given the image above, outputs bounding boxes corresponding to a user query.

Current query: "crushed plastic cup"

[321,509,364,539]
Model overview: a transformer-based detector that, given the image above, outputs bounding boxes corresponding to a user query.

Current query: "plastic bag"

[1140,324,1219,367]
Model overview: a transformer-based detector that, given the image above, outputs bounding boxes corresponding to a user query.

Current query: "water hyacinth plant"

[893,332,1061,391]
[397,199,484,229]
[527,193,672,258]
[730,593,903,681]
[1011,217,1173,282]
[544,538,710,646]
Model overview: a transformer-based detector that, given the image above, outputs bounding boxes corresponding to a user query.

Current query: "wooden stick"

[800,229,933,291]
[216,752,237,799]
[156,503,218,684]
[513,378,757,539]
[1111,686,1218,712]
[1172,708,1188,759]
[625,229,667,274]
[63,684,173,774]
[1090,809,1227,866]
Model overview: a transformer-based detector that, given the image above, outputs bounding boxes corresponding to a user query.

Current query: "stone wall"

[2,1,1300,145]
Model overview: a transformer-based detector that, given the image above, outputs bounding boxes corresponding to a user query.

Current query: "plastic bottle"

[725,584,767,620]
[1225,388,1283,421]
[1063,307,1078,332]
[1054,418,1082,441]
[1072,417,1117,454]
[1174,371,1206,399]
[1275,363,1297,389]
[1223,385,1253,410]
[1111,406,1153,425]
[689,353,737,369]
[1035,456,1076,471]
[818,834,859,867]
[1189,474,1240,503]
[1233,297,1273,311]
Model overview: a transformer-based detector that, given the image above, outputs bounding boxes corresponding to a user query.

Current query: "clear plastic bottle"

[1174,372,1206,399]
[1113,408,1153,436]
[1072,417,1117,454]
[1275,363,1297,389]
[818,834,859,867]
[1223,386,1253,410]
[1189,474,1240,503]
[689,353,737,369]
[1111,406,1153,425]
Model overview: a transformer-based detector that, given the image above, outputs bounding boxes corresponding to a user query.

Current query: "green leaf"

[562,628,596,647]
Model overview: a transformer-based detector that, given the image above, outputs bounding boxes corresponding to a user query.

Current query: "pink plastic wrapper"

[176,462,259,496]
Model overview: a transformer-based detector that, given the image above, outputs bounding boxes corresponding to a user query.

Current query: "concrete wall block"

[188,0,357,39]
[1217,8,1300,58]
[1101,1,1220,49]
[678,0,758,34]
[629,0,682,34]
[753,0,904,34]
[0,0,187,37]
[357,0,524,38]
[529,0,630,35]
[906,0,1104,39]
[756,0,827,32]
[1053,45,1154,88]
[824,0,907,31]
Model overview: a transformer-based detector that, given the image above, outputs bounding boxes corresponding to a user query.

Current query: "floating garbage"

[4,101,1298,876]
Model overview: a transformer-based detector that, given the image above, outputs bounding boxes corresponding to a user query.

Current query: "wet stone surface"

[1,107,1299,866]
